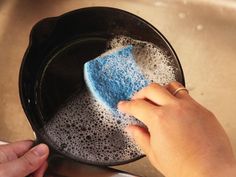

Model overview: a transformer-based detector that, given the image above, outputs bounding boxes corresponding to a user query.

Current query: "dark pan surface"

[19,7,185,166]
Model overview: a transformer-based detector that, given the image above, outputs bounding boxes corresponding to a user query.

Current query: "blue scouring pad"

[84,45,149,112]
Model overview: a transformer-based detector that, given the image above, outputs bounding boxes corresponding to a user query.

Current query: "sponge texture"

[84,45,149,111]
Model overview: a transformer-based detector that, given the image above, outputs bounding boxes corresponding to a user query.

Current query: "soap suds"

[42,36,176,165]
[108,36,176,85]
[42,89,143,165]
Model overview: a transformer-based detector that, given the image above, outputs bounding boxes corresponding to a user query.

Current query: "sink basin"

[0,0,236,177]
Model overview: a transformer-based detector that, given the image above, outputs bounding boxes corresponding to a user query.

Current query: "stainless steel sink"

[0,0,236,177]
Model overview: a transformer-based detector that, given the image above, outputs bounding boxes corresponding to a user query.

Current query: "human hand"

[0,140,49,177]
[118,82,236,177]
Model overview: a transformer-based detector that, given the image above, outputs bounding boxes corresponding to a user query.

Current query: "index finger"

[118,99,158,128]
[132,83,176,105]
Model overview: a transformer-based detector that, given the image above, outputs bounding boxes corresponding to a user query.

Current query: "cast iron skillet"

[19,7,185,166]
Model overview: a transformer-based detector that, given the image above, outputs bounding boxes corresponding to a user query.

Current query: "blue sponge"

[84,45,149,112]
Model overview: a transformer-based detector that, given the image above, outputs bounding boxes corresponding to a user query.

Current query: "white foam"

[42,36,177,164]
[43,89,143,164]
[108,35,176,85]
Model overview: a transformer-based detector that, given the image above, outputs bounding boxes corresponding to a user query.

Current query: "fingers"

[2,144,49,177]
[132,83,176,105]
[126,125,151,155]
[118,99,158,127]
[126,126,160,169]
[0,140,33,163]
[165,81,189,99]
[33,161,48,177]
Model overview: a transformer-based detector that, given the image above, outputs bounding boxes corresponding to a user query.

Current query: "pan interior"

[38,36,145,165]
[37,34,180,165]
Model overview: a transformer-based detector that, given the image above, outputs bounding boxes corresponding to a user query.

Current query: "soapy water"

[43,89,143,164]
[108,36,177,84]
[42,36,176,164]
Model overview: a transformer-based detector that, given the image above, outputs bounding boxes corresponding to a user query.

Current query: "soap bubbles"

[43,89,143,164]
[108,35,176,85]
[42,36,176,165]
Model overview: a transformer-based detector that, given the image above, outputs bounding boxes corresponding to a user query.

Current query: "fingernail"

[32,144,48,156]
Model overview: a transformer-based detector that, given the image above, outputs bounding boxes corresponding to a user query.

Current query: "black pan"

[19,7,185,166]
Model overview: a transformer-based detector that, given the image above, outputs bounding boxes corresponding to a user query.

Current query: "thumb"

[1,144,49,177]
[126,125,151,155]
